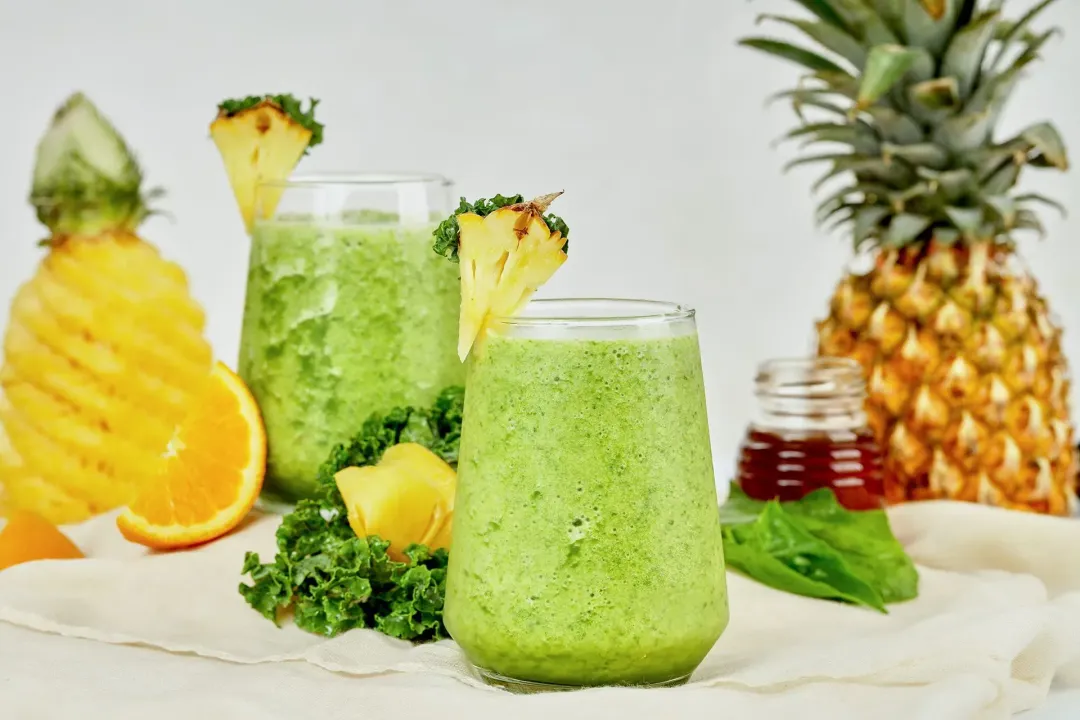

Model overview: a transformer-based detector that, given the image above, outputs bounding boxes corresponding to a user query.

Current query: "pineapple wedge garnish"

[452,192,568,360]
[210,94,323,232]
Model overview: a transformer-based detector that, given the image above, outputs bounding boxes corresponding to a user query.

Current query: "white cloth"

[1,502,1079,720]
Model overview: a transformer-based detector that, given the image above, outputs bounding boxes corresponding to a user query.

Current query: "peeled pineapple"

[334,443,457,560]
[0,93,213,524]
[456,192,568,360]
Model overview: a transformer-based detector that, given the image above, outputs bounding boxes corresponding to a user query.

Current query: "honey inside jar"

[736,357,885,511]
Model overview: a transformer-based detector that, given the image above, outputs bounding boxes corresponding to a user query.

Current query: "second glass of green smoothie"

[444,299,729,690]
[238,174,463,506]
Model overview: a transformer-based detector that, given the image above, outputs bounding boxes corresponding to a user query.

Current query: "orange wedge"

[117,361,266,550]
[0,510,84,571]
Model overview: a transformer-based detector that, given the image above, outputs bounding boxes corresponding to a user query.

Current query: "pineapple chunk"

[333,444,457,560]
[378,442,457,510]
[426,515,453,553]
[210,99,313,232]
[457,192,568,360]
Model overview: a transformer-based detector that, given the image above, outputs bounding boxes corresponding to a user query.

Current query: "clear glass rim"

[492,298,695,327]
[259,172,453,190]
[755,356,863,376]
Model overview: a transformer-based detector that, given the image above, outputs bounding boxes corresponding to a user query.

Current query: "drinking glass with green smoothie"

[444,298,729,690]
[238,174,464,506]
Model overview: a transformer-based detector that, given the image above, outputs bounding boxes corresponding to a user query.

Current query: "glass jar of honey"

[736,357,885,511]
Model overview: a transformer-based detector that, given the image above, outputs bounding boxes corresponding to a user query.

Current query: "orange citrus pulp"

[0,510,84,571]
[117,361,266,550]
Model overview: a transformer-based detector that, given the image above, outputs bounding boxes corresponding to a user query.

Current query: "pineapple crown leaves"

[29,92,165,238]
[216,94,324,154]
[431,193,571,263]
[741,0,1069,252]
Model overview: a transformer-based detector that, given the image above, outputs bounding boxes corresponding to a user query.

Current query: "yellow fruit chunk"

[210,100,312,232]
[378,443,458,509]
[116,362,267,550]
[427,515,453,552]
[1,473,91,526]
[0,510,83,571]
[334,444,457,560]
[457,192,568,360]
[335,466,449,560]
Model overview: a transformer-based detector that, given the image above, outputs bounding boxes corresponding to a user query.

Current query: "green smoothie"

[238,217,463,502]
[444,325,728,687]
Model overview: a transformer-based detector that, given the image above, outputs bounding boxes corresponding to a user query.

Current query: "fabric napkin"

[2,501,1080,720]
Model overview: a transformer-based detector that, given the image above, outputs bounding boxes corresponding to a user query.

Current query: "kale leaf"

[217,94,325,153]
[431,194,571,262]
[239,385,464,641]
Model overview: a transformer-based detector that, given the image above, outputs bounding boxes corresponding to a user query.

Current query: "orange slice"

[117,361,266,550]
[0,510,84,571]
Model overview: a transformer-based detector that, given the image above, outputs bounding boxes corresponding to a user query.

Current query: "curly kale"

[239,386,465,641]
[432,194,571,262]
[217,94,325,153]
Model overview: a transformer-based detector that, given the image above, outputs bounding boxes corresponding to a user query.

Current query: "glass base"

[473,665,692,693]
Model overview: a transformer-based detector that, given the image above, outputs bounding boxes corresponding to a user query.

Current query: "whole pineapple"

[743,0,1077,515]
[0,93,213,524]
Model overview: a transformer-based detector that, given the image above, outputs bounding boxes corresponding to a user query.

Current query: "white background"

[2,0,1079,481]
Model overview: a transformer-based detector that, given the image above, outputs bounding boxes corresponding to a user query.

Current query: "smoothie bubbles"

[436,195,729,688]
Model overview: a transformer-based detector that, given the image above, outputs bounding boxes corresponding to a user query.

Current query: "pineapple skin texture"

[0,232,213,524]
[818,242,1078,517]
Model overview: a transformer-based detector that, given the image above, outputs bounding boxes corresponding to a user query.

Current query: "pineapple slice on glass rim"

[210,94,324,233]
[433,192,570,361]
